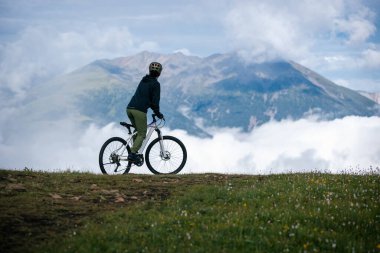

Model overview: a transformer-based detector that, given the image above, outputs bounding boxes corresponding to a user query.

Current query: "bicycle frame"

[120,117,167,161]
[137,120,165,155]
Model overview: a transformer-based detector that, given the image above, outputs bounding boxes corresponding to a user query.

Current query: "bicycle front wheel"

[145,136,187,174]
[99,137,131,175]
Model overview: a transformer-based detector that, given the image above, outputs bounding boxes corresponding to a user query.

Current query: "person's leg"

[127,109,147,153]
[127,109,137,143]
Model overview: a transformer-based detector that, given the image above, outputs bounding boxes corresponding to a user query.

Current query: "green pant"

[127,108,147,153]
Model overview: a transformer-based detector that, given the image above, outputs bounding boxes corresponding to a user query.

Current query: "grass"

[0,169,379,253]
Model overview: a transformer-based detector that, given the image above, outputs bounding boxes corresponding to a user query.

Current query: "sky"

[0,0,379,99]
[0,0,380,173]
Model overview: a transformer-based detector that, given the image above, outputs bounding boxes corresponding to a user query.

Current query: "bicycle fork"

[156,129,169,160]
[136,128,167,159]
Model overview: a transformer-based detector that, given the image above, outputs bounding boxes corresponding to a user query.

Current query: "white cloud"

[0,24,159,104]
[224,0,379,92]
[173,48,193,56]
[334,9,376,45]
[1,116,379,174]
[226,1,310,62]
[301,45,380,92]
[179,116,380,174]
[225,0,377,66]
[307,47,380,72]
[0,118,124,172]
[1,0,378,96]
[361,48,380,68]
[334,78,380,93]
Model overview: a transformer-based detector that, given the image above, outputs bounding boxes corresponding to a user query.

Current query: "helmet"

[149,62,162,76]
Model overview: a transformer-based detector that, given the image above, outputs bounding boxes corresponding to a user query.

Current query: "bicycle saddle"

[120,122,134,134]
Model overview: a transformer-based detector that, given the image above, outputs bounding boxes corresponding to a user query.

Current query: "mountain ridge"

[358,91,380,104]
[16,51,380,137]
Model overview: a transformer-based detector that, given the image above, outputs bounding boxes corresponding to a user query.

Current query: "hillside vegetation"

[0,169,379,253]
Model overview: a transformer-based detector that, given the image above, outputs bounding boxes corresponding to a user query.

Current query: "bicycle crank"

[110,153,122,172]
[110,153,121,166]
[135,154,144,167]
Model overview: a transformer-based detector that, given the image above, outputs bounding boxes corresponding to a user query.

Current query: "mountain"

[21,51,380,136]
[358,91,380,104]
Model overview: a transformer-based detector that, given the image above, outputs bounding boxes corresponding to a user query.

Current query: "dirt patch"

[0,170,238,253]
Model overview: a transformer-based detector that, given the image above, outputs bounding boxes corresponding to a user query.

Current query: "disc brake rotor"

[161,151,171,161]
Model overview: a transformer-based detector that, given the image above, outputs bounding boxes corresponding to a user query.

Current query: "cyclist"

[126,62,164,163]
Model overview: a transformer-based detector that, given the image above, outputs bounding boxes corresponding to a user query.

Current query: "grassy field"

[0,169,379,253]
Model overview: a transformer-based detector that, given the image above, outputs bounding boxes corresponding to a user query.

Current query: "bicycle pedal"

[135,155,144,167]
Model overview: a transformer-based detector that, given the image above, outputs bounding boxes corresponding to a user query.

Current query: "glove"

[157,112,164,119]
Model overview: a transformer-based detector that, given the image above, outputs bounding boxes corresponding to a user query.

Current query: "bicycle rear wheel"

[145,136,187,174]
[99,137,131,175]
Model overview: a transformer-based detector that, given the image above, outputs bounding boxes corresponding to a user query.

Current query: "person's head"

[149,62,162,78]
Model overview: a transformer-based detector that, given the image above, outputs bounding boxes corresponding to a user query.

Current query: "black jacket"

[127,75,161,115]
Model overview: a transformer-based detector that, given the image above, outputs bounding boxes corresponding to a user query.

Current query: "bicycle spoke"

[102,162,115,166]
[146,136,186,174]
[99,137,130,175]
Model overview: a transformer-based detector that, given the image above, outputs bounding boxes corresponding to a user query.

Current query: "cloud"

[334,9,376,45]
[304,45,380,92]
[0,24,159,104]
[173,48,193,56]
[361,48,380,68]
[226,1,308,62]
[224,0,380,92]
[224,0,377,64]
[178,116,380,174]
[0,118,124,172]
[334,78,380,93]
[1,0,378,95]
[1,116,379,174]
[310,47,380,72]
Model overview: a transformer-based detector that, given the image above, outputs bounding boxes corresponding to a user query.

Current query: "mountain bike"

[99,114,187,175]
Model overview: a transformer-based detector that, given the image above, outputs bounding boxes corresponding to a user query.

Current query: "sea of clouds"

[1,116,379,174]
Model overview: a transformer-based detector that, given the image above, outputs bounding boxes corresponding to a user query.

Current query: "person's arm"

[151,82,161,116]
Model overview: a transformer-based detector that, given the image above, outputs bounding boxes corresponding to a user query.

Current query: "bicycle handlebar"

[152,114,165,122]
[151,114,166,128]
